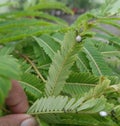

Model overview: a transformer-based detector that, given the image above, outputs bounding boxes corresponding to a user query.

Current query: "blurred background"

[0,0,105,24]
[0,0,104,13]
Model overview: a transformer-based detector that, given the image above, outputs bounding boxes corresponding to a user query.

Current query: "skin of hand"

[0,80,38,126]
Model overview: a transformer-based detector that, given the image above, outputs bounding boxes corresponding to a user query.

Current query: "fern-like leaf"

[109,36,120,48]
[19,81,42,101]
[83,39,113,76]
[33,34,60,59]
[33,42,51,69]
[45,31,83,96]
[63,72,99,97]
[27,77,119,125]
[0,55,21,106]
[28,78,110,114]
[29,1,73,15]
[0,56,21,79]
[106,56,120,74]
[28,95,106,115]
[100,0,120,16]
[21,73,45,91]
[0,77,11,107]
[0,45,14,55]
[51,32,64,44]
[76,51,91,72]
[0,24,67,43]
[0,10,67,26]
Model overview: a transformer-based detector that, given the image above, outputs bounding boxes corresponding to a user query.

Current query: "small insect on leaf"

[99,111,108,117]
[76,35,82,42]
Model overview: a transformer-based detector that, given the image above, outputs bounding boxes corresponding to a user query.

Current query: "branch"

[21,54,46,83]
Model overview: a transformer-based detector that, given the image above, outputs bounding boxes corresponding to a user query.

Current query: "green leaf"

[0,45,15,56]
[29,1,73,15]
[28,78,111,112]
[109,36,120,48]
[100,0,120,16]
[0,24,67,43]
[19,81,43,101]
[0,55,21,106]
[83,39,113,76]
[90,39,116,53]
[21,73,45,91]
[99,19,120,30]
[106,56,120,74]
[77,96,105,112]
[40,113,117,126]
[102,51,120,57]
[0,10,67,26]
[63,72,99,97]
[27,96,106,115]
[28,78,110,115]
[0,56,21,79]
[45,31,83,96]
[33,12,68,26]
[51,32,64,44]
[107,0,120,15]
[33,34,60,59]
[76,51,91,72]
[33,43,51,70]
[0,19,50,32]
[0,77,11,107]
[27,77,116,125]
[84,77,111,100]
[72,12,94,27]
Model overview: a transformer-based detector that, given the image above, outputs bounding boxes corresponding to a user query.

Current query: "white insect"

[99,111,108,117]
[76,35,82,42]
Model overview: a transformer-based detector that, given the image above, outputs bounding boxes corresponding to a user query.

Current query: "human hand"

[0,80,38,126]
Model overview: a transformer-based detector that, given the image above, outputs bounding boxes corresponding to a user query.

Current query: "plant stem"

[22,54,46,83]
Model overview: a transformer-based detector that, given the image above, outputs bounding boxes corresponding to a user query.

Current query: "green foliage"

[33,34,60,59]
[45,31,82,96]
[0,56,21,79]
[0,55,21,109]
[0,0,71,43]
[83,40,113,76]
[28,1,73,14]
[0,0,120,125]
[63,72,99,97]
[27,78,118,126]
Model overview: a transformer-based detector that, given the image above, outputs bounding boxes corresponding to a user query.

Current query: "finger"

[0,114,38,126]
[5,80,29,113]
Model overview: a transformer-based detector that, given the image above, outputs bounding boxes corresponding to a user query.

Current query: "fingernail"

[21,117,39,126]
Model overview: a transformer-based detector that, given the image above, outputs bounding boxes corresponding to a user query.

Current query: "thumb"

[0,114,38,126]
